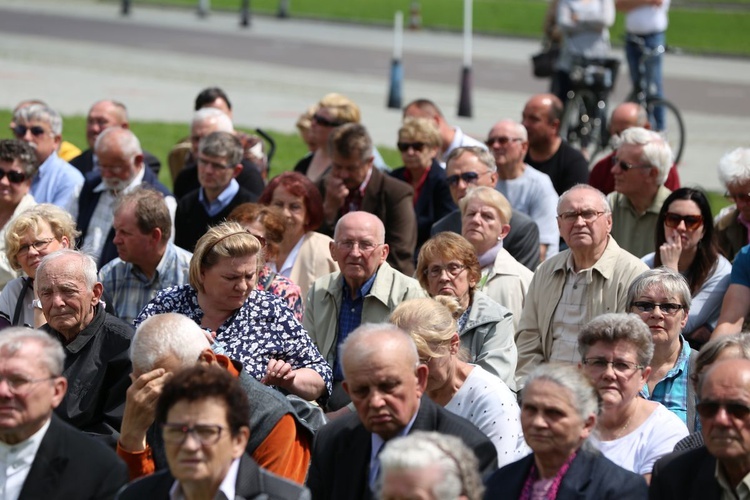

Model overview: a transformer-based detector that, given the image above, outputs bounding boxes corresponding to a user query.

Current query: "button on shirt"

[0,418,51,500]
[169,456,239,500]
[550,256,595,364]
[333,273,378,381]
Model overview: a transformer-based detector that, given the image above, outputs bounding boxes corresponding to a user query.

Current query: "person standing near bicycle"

[552,0,615,102]
[617,0,670,130]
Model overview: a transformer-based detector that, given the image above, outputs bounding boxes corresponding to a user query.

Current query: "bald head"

[86,100,128,148]
[341,324,418,376]
[609,103,649,138]
[334,211,385,244]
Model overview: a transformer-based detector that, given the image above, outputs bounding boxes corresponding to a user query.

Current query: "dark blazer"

[173,158,264,201]
[116,453,310,500]
[485,448,648,500]
[649,446,721,500]
[307,397,497,500]
[431,208,541,271]
[319,167,418,276]
[18,414,128,500]
[70,148,161,176]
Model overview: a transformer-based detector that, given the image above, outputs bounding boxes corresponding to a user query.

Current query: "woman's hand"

[659,234,681,270]
[262,360,326,401]
[262,358,297,388]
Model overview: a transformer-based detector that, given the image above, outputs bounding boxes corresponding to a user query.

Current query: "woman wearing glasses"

[390,117,456,258]
[416,231,517,391]
[578,313,688,483]
[642,188,731,349]
[627,268,698,430]
[0,204,77,329]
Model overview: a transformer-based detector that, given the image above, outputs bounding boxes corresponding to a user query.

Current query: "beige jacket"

[289,231,339,305]
[514,237,648,387]
[478,247,534,330]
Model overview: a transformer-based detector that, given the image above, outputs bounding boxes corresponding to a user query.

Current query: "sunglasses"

[664,212,703,231]
[631,301,684,315]
[312,114,342,128]
[485,136,523,147]
[397,142,426,153]
[725,192,750,204]
[11,125,47,138]
[446,171,489,186]
[0,170,28,184]
[613,158,653,172]
[696,401,750,420]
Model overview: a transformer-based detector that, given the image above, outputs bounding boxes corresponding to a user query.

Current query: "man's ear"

[379,243,390,264]
[231,163,243,179]
[49,376,68,409]
[415,364,429,395]
[91,282,104,305]
[198,348,219,366]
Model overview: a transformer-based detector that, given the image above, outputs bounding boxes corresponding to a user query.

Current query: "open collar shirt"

[199,179,239,217]
[0,418,51,500]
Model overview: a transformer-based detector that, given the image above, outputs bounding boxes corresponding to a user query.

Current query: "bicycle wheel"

[646,98,685,165]
[560,91,603,161]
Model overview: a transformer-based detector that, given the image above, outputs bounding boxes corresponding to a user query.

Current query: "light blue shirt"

[198,178,240,217]
[30,151,84,209]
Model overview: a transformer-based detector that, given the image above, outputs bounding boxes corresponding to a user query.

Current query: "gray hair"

[523,363,599,422]
[446,146,497,174]
[0,327,65,376]
[619,127,673,185]
[718,147,750,188]
[0,139,38,178]
[557,184,611,214]
[378,431,485,500]
[578,313,655,367]
[130,313,210,375]
[94,126,142,161]
[693,333,750,388]
[339,323,418,376]
[191,107,233,132]
[199,131,243,166]
[13,103,63,135]
[626,267,692,312]
[328,123,374,164]
[35,249,99,290]
[490,119,528,142]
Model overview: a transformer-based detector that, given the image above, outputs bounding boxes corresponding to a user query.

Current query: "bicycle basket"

[569,57,621,92]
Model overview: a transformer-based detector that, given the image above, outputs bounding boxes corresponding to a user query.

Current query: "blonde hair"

[390,296,466,362]
[318,93,361,124]
[459,186,512,225]
[5,204,79,270]
[398,117,441,148]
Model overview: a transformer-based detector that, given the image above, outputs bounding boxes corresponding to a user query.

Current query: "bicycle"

[625,34,685,165]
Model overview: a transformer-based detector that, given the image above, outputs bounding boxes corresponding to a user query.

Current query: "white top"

[445,365,530,467]
[589,403,688,475]
[625,0,670,34]
[440,127,488,166]
[271,232,306,278]
[496,165,559,256]
[0,418,51,500]
[169,456,240,500]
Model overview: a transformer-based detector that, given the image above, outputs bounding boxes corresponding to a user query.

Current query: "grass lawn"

[126,0,750,56]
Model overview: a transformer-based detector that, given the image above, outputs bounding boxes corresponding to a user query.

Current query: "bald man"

[303,212,426,411]
[307,323,497,499]
[588,102,680,194]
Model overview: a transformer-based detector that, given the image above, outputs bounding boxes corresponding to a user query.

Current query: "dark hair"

[155,365,250,436]
[653,188,718,296]
[259,171,324,232]
[328,123,373,163]
[404,98,444,119]
[194,87,231,111]
[114,187,172,241]
[0,139,38,178]
[227,203,286,259]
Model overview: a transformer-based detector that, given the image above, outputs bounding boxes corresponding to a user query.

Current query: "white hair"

[13,103,63,135]
[557,184,611,214]
[0,327,65,376]
[718,147,750,187]
[619,127,673,185]
[130,313,211,375]
[36,249,98,290]
[94,127,142,160]
[191,107,233,133]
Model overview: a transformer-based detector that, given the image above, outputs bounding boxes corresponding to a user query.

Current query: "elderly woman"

[578,313,688,482]
[642,188,731,348]
[716,147,750,262]
[227,202,303,321]
[416,231,517,391]
[460,186,532,328]
[134,221,332,401]
[485,363,648,498]
[390,297,527,466]
[0,140,38,289]
[0,204,77,328]
[389,117,456,255]
[627,268,697,429]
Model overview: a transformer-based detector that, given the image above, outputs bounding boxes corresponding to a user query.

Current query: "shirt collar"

[199,178,240,209]
[370,400,421,462]
[0,417,51,465]
[169,456,239,500]
[342,270,378,300]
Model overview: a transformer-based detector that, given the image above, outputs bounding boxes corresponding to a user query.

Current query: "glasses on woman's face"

[17,238,55,257]
[582,357,644,377]
[312,114,342,128]
[0,170,28,184]
[161,423,225,445]
[397,141,426,153]
[425,262,466,279]
[664,212,703,231]
[631,301,684,316]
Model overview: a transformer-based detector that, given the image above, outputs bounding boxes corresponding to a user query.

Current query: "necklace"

[612,411,634,439]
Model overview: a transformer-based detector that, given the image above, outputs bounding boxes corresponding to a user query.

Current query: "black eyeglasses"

[446,171,489,186]
[696,401,750,420]
[613,158,653,172]
[0,170,28,184]
[12,125,47,138]
[485,136,523,147]
[397,142,426,153]
[631,301,684,315]
[161,424,226,445]
[664,212,703,231]
[312,114,342,128]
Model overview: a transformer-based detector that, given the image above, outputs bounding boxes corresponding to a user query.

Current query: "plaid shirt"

[640,336,694,425]
[98,242,193,325]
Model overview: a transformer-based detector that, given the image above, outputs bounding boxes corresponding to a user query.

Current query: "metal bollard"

[277,0,290,18]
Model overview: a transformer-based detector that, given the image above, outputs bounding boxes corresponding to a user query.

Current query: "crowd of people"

[0,85,748,500]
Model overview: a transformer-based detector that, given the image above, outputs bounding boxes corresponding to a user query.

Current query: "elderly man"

[72,127,174,268]
[11,103,83,208]
[588,102,680,194]
[0,328,128,499]
[515,184,648,386]
[431,146,541,270]
[174,131,257,252]
[488,119,560,260]
[522,93,588,195]
[650,358,750,499]
[70,99,160,175]
[307,323,497,499]
[716,148,750,262]
[117,365,310,499]
[304,211,425,410]
[98,189,192,324]
[403,98,487,164]
[607,126,673,258]
[36,250,133,441]
[319,123,417,275]
[172,107,264,200]
[116,312,318,484]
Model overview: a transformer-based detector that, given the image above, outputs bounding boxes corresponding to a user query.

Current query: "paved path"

[1,0,748,191]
